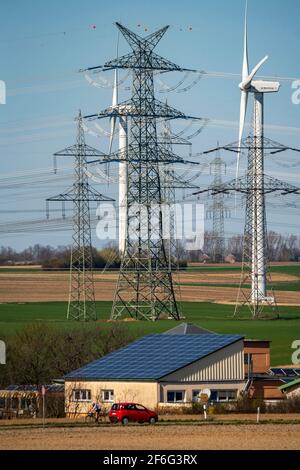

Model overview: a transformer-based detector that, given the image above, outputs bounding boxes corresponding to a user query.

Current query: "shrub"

[267,397,300,413]
[234,396,266,413]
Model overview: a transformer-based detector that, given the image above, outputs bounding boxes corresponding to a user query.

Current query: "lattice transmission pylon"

[82,23,203,321]
[207,150,230,263]
[195,136,300,318]
[160,117,183,319]
[47,111,113,321]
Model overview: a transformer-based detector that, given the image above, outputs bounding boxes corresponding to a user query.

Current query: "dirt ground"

[0,423,299,450]
[0,270,299,304]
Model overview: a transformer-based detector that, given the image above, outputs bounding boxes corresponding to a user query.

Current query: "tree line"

[0,244,121,269]
[0,324,135,388]
[180,231,300,263]
[0,230,299,267]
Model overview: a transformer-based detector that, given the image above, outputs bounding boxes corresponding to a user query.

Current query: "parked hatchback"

[109,402,158,425]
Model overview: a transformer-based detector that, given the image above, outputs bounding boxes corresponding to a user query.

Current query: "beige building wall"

[159,381,245,403]
[161,340,244,382]
[65,380,159,415]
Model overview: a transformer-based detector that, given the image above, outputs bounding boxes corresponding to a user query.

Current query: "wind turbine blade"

[242,55,268,89]
[112,68,118,106]
[109,116,116,154]
[242,0,249,81]
[109,67,118,154]
[236,90,248,179]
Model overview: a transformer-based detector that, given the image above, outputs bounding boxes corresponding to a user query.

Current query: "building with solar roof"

[64,328,246,414]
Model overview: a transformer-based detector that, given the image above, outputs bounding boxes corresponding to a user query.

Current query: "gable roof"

[65,333,243,381]
[164,322,214,335]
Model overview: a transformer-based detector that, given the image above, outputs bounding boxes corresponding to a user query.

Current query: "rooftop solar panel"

[281,378,297,384]
[270,368,285,375]
[2,384,64,393]
[270,367,300,377]
[65,333,243,381]
[282,368,297,376]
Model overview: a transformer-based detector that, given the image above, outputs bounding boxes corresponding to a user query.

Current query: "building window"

[167,391,185,403]
[210,390,237,402]
[72,389,91,402]
[192,390,200,402]
[101,389,114,402]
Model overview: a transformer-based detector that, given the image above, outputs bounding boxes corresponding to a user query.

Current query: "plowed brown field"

[0,423,299,450]
[0,270,299,304]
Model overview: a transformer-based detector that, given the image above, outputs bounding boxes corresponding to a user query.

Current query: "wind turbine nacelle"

[250,80,280,93]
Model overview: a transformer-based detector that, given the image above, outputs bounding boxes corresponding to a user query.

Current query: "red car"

[109,402,158,425]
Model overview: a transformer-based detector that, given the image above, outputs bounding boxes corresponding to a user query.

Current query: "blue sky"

[0,0,300,249]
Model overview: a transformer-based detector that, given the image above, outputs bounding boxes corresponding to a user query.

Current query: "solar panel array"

[5,385,39,392]
[65,333,243,381]
[3,384,64,393]
[270,368,300,377]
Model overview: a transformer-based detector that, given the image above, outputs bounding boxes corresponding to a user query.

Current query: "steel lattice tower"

[160,117,183,319]
[238,135,269,317]
[82,23,202,321]
[208,151,227,262]
[160,117,178,270]
[195,136,300,318]
[47,112,113,321]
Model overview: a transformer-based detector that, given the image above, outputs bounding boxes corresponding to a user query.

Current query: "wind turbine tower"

[118,118,127,254]
[237,7,280,307]
[109,68,128,254]
[193,6,300,318]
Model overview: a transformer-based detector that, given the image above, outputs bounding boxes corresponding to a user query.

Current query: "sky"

[0,0,300,249]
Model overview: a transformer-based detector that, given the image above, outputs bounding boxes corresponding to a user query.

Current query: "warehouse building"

[64,327,245,415]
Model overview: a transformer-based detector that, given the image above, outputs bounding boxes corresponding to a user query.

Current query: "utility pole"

[47,111,113,321]
[195,136,300,318]
[82,23,203,321]
[207,150,228,263]
[160,117,182,319]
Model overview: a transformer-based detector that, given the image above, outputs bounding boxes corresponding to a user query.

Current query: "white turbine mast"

[237,2,280,306]
[109,36,128,255]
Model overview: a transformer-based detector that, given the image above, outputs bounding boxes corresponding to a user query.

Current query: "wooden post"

[203,404,207,420]
[42,385,46,428]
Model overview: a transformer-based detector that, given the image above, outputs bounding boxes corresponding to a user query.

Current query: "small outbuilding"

[279,378,300,398]
[0,384,64,419]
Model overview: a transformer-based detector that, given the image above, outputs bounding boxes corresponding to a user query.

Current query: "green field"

[0,301,300,365]
[185,264,300,274]
[181,263,300,292]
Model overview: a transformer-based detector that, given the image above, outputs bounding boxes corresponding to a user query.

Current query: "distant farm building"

[0,384,64,419]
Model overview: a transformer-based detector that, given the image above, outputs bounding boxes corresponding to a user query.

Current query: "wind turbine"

[109,50,128,255]
[237,4,280,305]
